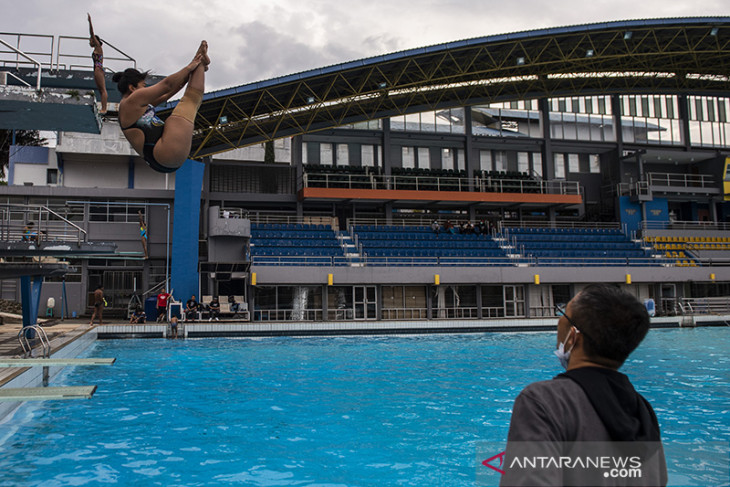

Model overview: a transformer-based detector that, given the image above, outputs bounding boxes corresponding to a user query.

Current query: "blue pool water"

[0,328,728,486]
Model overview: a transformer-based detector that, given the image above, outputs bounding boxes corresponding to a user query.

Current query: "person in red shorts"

[156,288,171,322]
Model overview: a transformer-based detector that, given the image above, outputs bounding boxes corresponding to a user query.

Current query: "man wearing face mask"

[499,284,667,486]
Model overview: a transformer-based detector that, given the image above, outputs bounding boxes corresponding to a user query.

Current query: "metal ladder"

[17,325,51,358]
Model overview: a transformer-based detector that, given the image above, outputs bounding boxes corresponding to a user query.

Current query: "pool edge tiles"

[92,316,701,339]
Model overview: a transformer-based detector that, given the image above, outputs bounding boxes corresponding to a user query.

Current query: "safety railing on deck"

[0,31,135,89]
[0,204,87,244]
[679,296,730,315]
[302,173,580,196]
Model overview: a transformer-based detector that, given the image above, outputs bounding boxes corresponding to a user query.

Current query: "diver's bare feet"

[196,40,210,71]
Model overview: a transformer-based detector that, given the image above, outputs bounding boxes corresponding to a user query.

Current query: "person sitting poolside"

[227,295,239,313]
[114,40,209,173]
[130,307,146,324]
[186,294,199,321]
[208,296,220,321]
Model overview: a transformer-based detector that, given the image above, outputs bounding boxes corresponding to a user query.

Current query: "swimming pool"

[0,328,727,486]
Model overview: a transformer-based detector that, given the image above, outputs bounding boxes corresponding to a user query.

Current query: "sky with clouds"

[3,0,727,93]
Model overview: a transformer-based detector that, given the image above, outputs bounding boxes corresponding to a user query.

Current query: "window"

[479,150,492,171]
[517,152,529,173]
[361,145,374,167]
[320,144,333,165]
[336,144,349,166]
[402,147,415,168]
[532,153,543,178]
[589,154,601,173]
[494,151,506,172]
[554,153,566,179]
[417,147,430,169]
[46,168,58,185]
[567,154,580,174]
[442,148,454,170]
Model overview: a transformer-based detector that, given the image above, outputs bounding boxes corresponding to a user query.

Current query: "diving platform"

[0,84,101,134]
[0,358,115,367]
[0,240,118,257]
[0,385,97,401]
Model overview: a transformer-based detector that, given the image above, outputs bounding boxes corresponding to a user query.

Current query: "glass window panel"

[517,152,529,173]
[417,147,430,169]
[402,147,415,168]
[554,153,565,178]
[589,154,601,173]
[442,148,454,170]
[480,150,492,171]
[336,144,349,166]
[494,151,506,172]
[567,154,580,173]
[361,145,374,167]
[532,153,543,178]
[320,143,333,165]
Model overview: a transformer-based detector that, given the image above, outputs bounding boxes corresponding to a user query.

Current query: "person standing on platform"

[89,285,104,325]
[87,13,108,115]
[156,288,171,322]
[138,210,148,259]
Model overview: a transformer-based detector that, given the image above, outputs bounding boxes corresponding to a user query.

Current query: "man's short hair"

[570,283,650,365]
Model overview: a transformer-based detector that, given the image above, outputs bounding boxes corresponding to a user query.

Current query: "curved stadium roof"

[157,17,730,158]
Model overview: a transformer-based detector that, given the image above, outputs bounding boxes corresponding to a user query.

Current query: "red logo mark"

[482,451,506,475]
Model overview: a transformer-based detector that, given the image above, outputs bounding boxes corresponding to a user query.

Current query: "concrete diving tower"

[0,204,119,327]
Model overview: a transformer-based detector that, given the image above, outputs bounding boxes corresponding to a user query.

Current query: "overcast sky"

[4,0,727,93]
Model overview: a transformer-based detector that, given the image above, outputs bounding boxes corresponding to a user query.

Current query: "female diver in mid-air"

[112,41,209,173]
[87,13,108,114]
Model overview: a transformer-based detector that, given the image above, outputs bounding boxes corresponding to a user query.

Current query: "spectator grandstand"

[2,17,730,322]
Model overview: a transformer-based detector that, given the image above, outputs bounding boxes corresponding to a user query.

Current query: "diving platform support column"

[171,159,206,303]
[20,275,43,328]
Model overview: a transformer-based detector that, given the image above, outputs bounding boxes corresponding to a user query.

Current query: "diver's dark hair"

[95,35,103,46]
[570,284,650,366]
[112,68,149,95]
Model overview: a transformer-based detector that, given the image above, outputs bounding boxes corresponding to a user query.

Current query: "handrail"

[0,70,31,87]
[55,35,136,72]
[0,39,41,91]
[17,325,51,358]
[301,172,581,196]
[0,203,88,244]
[43,206,87,241]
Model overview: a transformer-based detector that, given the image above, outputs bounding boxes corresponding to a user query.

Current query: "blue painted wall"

[644,198,669,226]
[170,159,205,302]
[618,196,642,234]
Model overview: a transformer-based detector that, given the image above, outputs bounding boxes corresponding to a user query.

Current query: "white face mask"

[554,331,575,370]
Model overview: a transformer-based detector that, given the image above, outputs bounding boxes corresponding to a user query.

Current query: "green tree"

[0,129,47,180]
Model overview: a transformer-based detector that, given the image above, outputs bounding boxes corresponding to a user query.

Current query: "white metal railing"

[647,172,716,189]
[642,220,730,232]
[679,297,730,315]
[0,204,87,244]
[0,32,135,85]
[380,308,428,320]
[500,220,622,231]
[254,309,324,321]
[302,173,580,196]
[0,38,41,91]
[55,35,135,72]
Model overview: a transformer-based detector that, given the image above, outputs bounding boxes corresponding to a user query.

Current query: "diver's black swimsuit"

[120,105,174,173]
